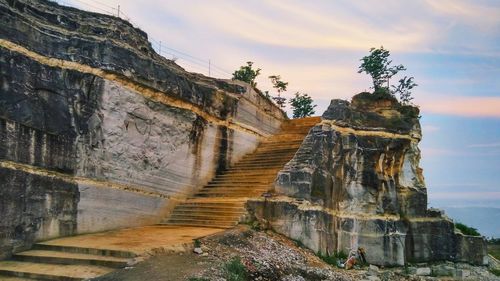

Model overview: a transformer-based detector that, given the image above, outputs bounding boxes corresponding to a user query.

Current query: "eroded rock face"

[0,0,285,259]
[247,94,487,266]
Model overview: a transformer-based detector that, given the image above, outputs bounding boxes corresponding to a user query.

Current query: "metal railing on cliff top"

[53,0,233,79]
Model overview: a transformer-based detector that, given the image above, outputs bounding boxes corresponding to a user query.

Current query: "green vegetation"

[232,62,318,113]
[455,222,481,236]
[269,75,288,108]
[188,278,210,281]
[358,46,417,104]
[289,92,317,118]
[224,257,248,281]
[490,268,500,277]
[194,239,201,248]
[317,251,348,266]
[488,238,500,260]
[232,61,261,87]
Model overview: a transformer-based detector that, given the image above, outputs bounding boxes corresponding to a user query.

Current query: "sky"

[59,1,500,214]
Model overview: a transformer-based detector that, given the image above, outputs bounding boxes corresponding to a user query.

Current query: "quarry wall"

[0,0,286,259]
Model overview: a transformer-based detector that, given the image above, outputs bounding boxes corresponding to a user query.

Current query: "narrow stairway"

[161,116,321,229]
[0,243,135,280]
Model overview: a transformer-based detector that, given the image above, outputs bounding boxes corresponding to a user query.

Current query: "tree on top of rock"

[358,46,417,104]
[269,75,288,108]
[232,61,261,87]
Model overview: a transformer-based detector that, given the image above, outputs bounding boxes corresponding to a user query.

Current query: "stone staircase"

[161,116,321,229]
[0,117,319,280]
[0,243,135,280]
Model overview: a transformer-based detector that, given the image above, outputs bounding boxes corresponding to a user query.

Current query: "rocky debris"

[93,225,498,281]
[248,93,487,266]
[415,268,431,276]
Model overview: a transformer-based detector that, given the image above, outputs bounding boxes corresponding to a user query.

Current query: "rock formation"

[0,0,285,259]
[247,93,488,266]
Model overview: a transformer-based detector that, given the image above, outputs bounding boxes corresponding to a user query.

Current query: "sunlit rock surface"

[248,93,487,266]
[0,0,285,259]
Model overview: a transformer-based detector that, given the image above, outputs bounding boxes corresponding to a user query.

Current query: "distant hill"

[443,207,500,238]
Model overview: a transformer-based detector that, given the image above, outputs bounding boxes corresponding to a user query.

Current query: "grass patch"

[490,268,500,277]
[224,257,248,281]
[317,251,348,266]
[488,244,500,260]
[194,239,201,248]
[455,222,481,236]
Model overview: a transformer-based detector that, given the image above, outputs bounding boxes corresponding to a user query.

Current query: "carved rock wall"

[247,96,487,266]
[0,0,286,259]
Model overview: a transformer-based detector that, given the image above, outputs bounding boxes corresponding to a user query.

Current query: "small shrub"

[293,239,305,248]
[188,278,210,281]
[317,251,348,267]
[224,257,248,281]
[455,222,481,236]
[194,239,201,248]
[490,268,500,277]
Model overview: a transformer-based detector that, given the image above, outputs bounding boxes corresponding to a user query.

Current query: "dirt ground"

[94,226,499,281]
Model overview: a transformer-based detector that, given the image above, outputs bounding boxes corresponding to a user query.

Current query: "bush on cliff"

[455,222,481,236]
[358,46,418,105]
[232,61,261,87]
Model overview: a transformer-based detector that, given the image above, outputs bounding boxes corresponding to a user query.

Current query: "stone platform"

[0,226,223,280]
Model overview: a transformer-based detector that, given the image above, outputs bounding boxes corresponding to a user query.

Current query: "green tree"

[269,75,288,108]
[232,61,261,87]
[358,46,417,104]
[392,76,418,104]
[289,92,316,118]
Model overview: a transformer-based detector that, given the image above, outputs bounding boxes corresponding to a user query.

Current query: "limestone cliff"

[0,0,285,259]
[247,93,487,266]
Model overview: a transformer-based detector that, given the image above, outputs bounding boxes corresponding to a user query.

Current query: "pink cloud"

[417,96,500,118]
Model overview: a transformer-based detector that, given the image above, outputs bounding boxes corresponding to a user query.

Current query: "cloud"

[422,125,440,133]
[417,96,500,118]
[424,0,500,27]
[468,142,500,148]
[430,191,500,200]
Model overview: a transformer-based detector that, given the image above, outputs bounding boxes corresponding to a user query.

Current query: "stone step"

[0,261,113,281]
[172,209,245,216]
[200,185,270,190]
[215,170,281,177]
[161,219,237,228]
[164,218,238,225]
[179,201,246,206]
[0,275,35,281]
[234,160,291,166]
[177,203,245,209]
[237,156,293,162]
[196,191,267,197]
[231,163,287,168]
[12,250,130,268]
[205,182,271,187]
[159,222,233,229]
[225,167,285,171]
[32,244,136,259]
[167,213,243,221]
[208,179,274,184]
[255,146,302,152]
[258,138,304,145]
[196,192,264,198]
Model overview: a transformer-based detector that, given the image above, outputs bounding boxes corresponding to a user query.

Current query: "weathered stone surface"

[247,94,487,266]
[0,167,78,259]
[0,0,285,259]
